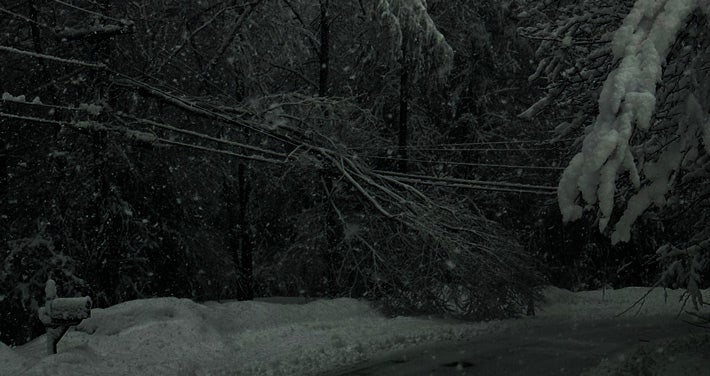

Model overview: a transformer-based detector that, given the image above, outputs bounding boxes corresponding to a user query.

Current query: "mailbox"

[38,279,92,354]
[39,297,92,327]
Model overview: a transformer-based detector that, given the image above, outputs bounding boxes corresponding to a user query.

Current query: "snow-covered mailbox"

[37,279,92,355]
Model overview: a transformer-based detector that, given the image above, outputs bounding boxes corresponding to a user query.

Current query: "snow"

[44,297,92,322]
[78,103,102,116]
[0,342,26,375]
[558,153,585,222]
[376,0,454,80]
[558,0,697,238]
[1,92,26,102]
[125,129,157,143]
[612,139,681,243]
[45,279,57,300]
[2,286,707,376]
[538,286,703,318]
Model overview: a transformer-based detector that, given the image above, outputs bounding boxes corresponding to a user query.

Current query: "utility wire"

[353,146,559,152]
[349,138,577,151]
[409,146,558,152]
[118,114,289,160]
[375,170,558,192]
[433,138,577,146]
[110,74,301,148]
[362,155,564,171]
[376,170,557,195]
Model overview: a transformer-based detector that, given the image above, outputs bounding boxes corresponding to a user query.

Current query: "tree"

[375,0,453,171]
[522,0,710,304]
[1,0,545,344]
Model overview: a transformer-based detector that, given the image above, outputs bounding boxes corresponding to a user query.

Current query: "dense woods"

[1,0,708,346]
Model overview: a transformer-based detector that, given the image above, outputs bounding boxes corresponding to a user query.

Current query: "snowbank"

[0,341,27,375]
[1,286,706,376]
[539,286,704,318]
[2,297,503,376]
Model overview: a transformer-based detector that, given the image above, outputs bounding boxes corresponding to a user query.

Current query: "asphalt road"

[322,315,697,376]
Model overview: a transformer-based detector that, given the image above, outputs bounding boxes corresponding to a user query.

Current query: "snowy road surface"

[324,315,697,376]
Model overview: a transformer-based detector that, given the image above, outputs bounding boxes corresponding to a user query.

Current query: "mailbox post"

[37,279,92,355]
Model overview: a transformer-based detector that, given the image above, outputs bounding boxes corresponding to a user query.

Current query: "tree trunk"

[397,42,410,173]
[236,163,254,300]
[225,162,254,300]
[318,0,342,291]
[89,132,115,306]
[225,174,240,292]
[0,125,6,201]
[28,0,43,55]
[318,0,330,97]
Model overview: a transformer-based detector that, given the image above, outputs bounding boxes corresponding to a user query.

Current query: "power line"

[110,75,301,149]
[361,155,564,170]
[353,145,559,152]
[408,146,559,152]
[349,138,577,151]
[377,170,558,190]
[376,170,558,195]
[419,138,577,146]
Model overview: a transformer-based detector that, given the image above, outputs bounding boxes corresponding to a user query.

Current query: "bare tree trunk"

[224,174,240,292]
[28,0,43,54]
[224,162,253,300]
[0,126,6,201]
[236,163,254,300]
[526,298,535,316]
[318,0,330,97]
[318,0,343,291]
[397,42,410,173]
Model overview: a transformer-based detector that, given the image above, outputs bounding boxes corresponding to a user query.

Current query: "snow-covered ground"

[1,287,708,376]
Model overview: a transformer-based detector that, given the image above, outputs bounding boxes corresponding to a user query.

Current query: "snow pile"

[1,286,706,376]
[3,297,503,376]
[557,0,697,243]
[538,286,707,318]
[0,342,27,375]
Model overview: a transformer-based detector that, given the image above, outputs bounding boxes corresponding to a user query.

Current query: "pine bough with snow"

[523,0,710,306]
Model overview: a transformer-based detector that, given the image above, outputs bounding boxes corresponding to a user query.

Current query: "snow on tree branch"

[376,0,454,81]
[558,0,705,244]
[517,1,631,120]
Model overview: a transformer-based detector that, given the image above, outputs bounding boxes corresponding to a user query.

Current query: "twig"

[0,45,106,68]
[615,282,661,317]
